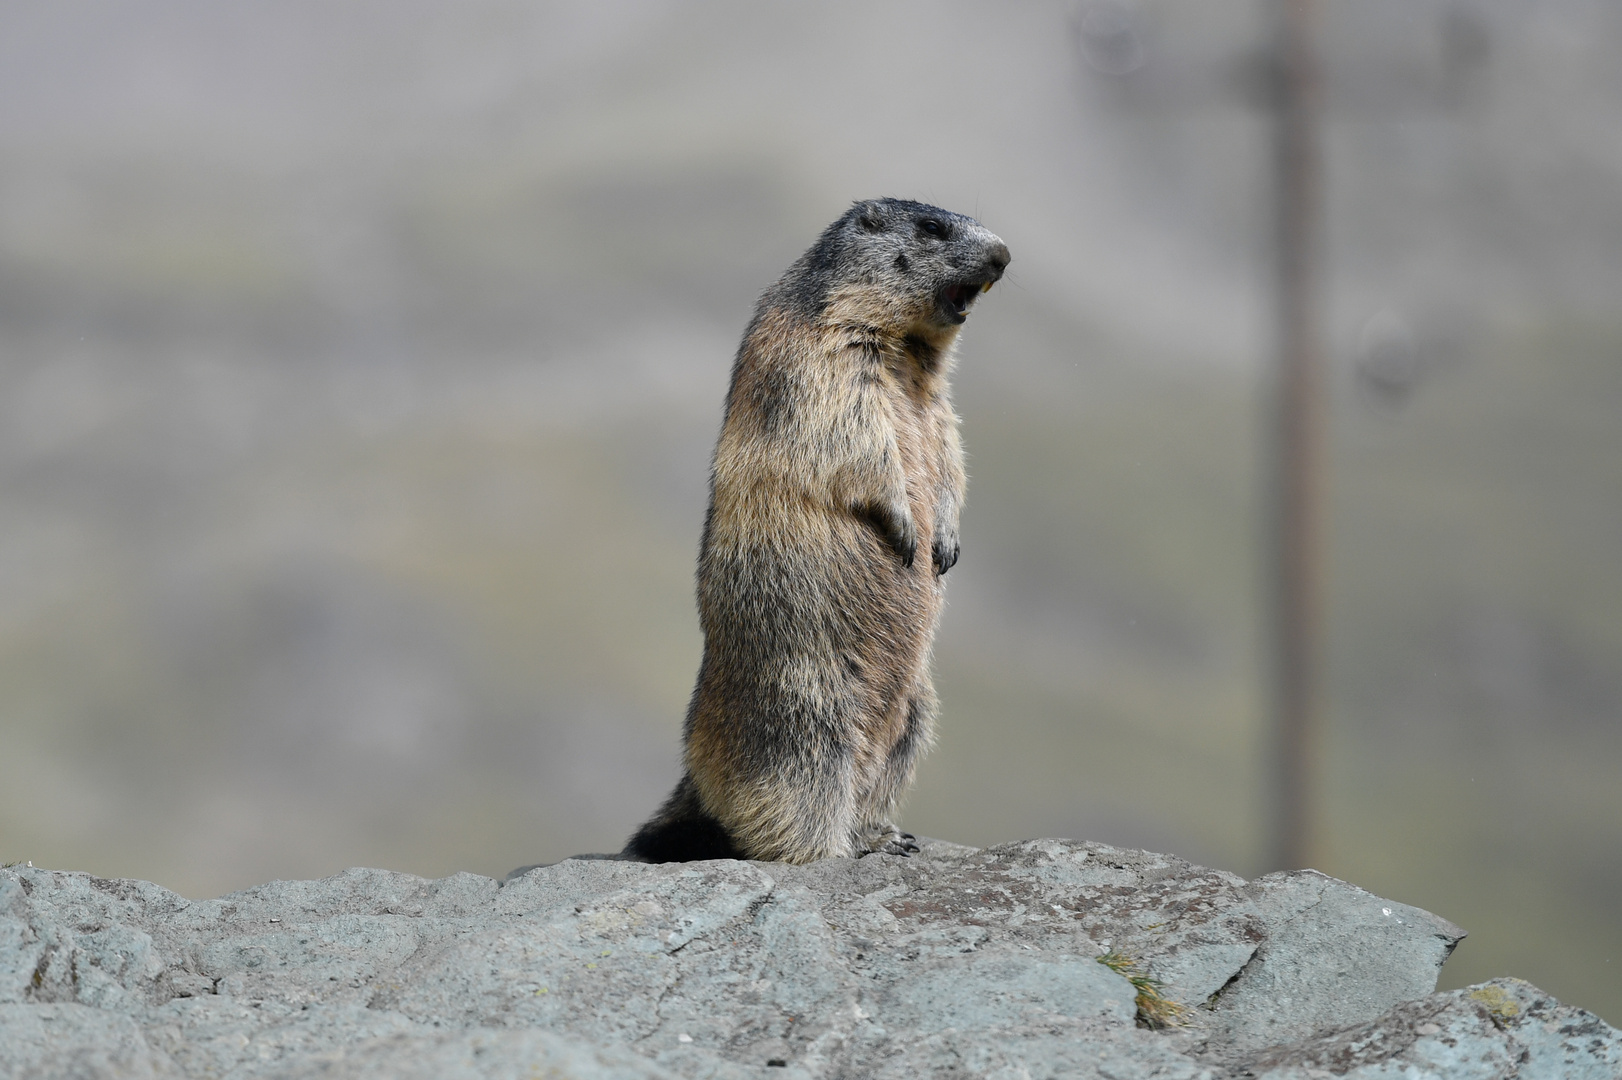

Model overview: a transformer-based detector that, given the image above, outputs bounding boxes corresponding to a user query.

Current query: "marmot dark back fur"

[626,198,1009,864]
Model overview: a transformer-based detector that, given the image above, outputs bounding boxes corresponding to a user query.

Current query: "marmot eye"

[918,218,948,238]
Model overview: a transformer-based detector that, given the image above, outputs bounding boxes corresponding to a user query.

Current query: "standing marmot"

[626,198,1009,864]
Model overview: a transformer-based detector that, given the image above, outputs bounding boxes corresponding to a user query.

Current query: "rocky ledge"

[2,839,1617,1079]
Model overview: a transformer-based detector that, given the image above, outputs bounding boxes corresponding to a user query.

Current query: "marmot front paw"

[859,500,917,568]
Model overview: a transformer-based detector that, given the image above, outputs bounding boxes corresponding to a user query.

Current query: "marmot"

[626,198,1009,864]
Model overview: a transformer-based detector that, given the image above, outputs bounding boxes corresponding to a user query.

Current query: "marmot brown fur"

[625,198,1009,864]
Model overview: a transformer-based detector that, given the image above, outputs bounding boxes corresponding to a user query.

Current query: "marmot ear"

[857,203,886,232]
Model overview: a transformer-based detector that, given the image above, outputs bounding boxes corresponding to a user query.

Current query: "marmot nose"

[984,239,1010,278]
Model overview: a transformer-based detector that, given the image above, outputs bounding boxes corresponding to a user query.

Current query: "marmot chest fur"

[627,198,1009,864]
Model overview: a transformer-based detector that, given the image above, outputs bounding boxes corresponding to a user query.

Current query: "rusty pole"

[1267,0,1324,872]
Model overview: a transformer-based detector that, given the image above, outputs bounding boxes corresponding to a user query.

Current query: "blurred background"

[1,0,1617,1022]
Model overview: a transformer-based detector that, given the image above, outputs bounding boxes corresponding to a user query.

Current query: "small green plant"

[1097,950,1191,1029]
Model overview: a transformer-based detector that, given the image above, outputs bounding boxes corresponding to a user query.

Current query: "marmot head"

[773,198,1010,331]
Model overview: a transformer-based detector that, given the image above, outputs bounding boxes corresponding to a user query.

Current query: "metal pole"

[1268,0,1324,872]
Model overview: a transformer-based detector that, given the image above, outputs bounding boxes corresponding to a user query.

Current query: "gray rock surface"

[2,839,1616,1079]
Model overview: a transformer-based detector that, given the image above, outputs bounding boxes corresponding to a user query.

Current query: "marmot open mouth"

[938,279,993,324]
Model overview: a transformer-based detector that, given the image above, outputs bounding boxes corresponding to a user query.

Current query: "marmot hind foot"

[860,823,921,858]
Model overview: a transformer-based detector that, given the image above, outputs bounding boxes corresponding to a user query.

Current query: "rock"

[2,840,1617,1079]
[1206,868,1468,1052]
[0,1004,180,1080]
[1244,978,1622,1080]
